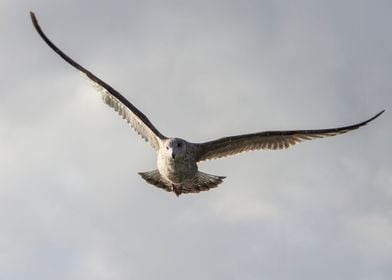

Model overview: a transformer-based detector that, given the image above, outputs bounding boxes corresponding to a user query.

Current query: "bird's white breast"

[157,152,197,184]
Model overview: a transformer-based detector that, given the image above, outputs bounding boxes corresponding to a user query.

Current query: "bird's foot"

[172,185,181,197]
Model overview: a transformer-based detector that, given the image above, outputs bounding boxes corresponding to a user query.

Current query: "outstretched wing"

[192,110,384,162]
[30,12,166,151]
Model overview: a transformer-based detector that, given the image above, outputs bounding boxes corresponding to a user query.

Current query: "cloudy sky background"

[1,0,391,279]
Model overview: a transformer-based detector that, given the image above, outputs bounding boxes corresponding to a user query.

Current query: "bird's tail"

[182,171,226,194]
[138,170,225,195]
[138,170,171,192]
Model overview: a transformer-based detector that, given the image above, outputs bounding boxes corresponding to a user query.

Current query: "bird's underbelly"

[157,156,197,184]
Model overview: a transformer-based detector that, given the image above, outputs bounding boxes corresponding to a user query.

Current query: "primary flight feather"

[30,12,384,196]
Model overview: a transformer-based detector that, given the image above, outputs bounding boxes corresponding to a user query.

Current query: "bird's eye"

[177,142,182,148]
[166,146,169,150]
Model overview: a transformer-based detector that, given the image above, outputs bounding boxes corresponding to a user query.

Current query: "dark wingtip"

[30,11,37,24]
[368,110,385,123]
[30,11,41,32]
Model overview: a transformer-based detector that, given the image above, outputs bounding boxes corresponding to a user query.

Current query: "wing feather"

[193,111,384,162]
[30,12,166,150]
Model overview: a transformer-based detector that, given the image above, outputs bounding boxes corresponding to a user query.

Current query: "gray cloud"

[1,0,391,279]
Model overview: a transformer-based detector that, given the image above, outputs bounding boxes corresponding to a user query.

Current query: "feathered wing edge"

[193,110,385,162]
[30,12,166,151]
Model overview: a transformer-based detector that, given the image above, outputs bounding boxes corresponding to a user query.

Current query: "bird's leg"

[172,184,181,197]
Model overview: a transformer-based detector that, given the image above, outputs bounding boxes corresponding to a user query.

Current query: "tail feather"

[138,170,171,192]
[138,170,226,195]
[181,171,226,194]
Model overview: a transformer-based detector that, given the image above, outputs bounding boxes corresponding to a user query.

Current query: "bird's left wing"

[192,110,384,162]
[30,12,166,151]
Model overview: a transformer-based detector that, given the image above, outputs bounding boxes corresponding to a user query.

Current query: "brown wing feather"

[30,12,166,150]
[193,110,384,162]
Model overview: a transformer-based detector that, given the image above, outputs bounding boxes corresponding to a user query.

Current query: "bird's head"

[164,138,187,160]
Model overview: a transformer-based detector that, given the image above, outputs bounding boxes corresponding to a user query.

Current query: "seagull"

[30,12,384,196]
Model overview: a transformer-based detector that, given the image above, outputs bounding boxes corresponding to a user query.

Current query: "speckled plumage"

[31,12,384,196]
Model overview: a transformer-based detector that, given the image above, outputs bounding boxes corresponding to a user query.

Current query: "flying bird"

[30,12,384,196]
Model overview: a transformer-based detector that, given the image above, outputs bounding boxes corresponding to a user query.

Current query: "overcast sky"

[0,0,391,279]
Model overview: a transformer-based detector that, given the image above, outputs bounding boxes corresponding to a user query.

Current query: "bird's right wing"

[192,110,384,162]
[30,12,166,151]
